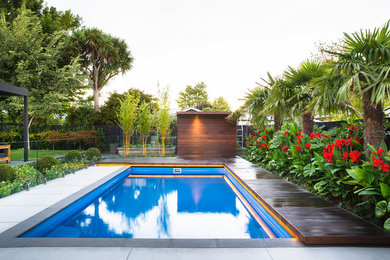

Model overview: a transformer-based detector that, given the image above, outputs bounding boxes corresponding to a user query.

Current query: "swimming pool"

[21,167,293,239]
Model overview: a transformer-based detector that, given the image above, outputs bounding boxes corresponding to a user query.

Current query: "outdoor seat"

[0,144,11,163]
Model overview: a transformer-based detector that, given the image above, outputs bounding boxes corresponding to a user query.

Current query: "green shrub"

[46,165,64,180]
[64,150,82,162]
[84,147,101,161]
[0,164,17,182]
[35,155,58,173]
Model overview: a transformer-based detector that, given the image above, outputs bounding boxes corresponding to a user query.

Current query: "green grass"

[11,149,69,161]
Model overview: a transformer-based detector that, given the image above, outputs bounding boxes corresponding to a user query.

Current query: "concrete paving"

[1,165,389,259]
[0,166,123,233]
[0,247,390,260]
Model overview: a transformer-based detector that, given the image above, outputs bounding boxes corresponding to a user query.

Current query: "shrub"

[0,164,17,182]
[35,156,58,173]
[64,150,82,162]
[84,147,101,161]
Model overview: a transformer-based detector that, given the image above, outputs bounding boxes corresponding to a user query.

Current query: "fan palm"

[322,21,390,152]
[244,73,293,131]
[284,60,327,135]
[243,85,269,129]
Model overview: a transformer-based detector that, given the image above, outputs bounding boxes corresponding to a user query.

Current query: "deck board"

[99,156,390,245]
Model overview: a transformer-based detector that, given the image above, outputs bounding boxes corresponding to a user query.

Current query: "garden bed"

[117,147,175,156]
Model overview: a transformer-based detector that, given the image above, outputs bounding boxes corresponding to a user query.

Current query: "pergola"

[0,82,29,161]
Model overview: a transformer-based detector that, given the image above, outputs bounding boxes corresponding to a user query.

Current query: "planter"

[117,147,175,156]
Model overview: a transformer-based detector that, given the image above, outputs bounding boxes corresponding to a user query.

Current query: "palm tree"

[321,21,390,152]
[284,60,327,135]
[65,28,133,111]
[243,85,269,129]
[244,73,293,131]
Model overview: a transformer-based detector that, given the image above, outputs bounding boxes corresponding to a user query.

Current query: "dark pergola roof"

[0,81,29,162]
[0,82,28,96]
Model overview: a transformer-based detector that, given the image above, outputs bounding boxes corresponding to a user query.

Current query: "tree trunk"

[93,89,100,112]
[362,89,385,155]
[273,112,282,132]
[302,110,314,135]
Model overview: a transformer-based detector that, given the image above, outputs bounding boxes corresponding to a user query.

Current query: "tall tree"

[0,0,81,34]
[65,28,133,111]
[137,101,153,156]
[176,82,209,110]
[244,73,292,131]
[284,60,327,135]
[93,88,157,125]
[116,93,139,157]
[156,86,170,156]
[243,86,270,129]
[318,21,390,153]
[212,96,231,112]
[0,7,86,126]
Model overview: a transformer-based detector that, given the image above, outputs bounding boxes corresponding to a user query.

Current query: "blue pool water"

[22,167,292,239]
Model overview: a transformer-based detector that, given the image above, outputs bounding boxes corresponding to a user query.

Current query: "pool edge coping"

[0,165,303,248]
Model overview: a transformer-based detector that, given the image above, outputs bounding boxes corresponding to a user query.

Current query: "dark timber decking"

[100,156,390,245]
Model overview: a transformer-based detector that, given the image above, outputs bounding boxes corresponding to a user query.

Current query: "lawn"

[11,149,69,161]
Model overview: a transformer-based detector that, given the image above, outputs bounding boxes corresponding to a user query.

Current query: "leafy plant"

[0,164,17,182]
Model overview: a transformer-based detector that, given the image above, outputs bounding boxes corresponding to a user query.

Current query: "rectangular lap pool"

[21,167,294,239]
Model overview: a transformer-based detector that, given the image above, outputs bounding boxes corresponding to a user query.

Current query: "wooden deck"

[99,156,390,245]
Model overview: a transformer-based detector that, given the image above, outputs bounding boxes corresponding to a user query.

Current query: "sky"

[46,0,390,111]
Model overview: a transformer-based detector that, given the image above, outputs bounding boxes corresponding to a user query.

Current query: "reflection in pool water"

[45,177,269,238]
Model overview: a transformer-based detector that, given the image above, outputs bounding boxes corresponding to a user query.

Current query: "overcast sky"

[46,0,390,111]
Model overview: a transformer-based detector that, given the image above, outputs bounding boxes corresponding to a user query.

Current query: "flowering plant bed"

[246,122,390,231]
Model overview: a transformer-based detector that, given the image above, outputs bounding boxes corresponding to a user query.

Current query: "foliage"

[84,147,101,161]
[36,129,100,150]
[0,164,16,182]
[0,7,87,126]
[244,73,292,131]
[35,155,58,173]
[64,150,82,162]
[156,86,171,156]
[138,101,153,156]
[245,121,390,230]
[316,21,390,151]
[0,0,81,34]
[212,96,231,112]
[64,103,95,126]
[116,93,139,156]
[0,129,22,143]
[65,28,133,111]
[0,156,87,198]
[176,82,209,110]
[93,89,157,125]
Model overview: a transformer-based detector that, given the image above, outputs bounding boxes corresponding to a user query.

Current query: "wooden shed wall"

[177,113,236,158]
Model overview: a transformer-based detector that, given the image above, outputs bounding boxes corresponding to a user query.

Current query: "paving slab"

[128,248,273,260]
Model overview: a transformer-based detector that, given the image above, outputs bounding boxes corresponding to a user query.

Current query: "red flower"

[305,143,311,149]
[377,148,385,156]
[265,131,269,134]
[295,145,301,152]
[341,152,349,162]
[282,145,288,151]
[262,135,266,140]
[323,152,333,162]
[267,145,270,149]
[261,143,267,148]
[296,134,303,143]
[335,139,345,150]
[322,143,335,163]
[257,130,261,134]
[348,125,359,131]
[349,150,362,162]
[284,131,289,137]
[381,163,390,173]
